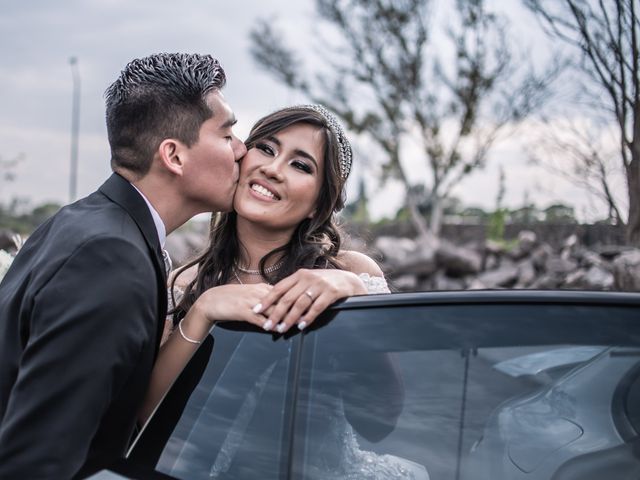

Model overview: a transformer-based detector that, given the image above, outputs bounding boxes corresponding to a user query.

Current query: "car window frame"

[127,291,640,479]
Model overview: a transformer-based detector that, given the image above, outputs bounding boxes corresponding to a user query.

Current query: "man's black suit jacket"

[0,173,168,479]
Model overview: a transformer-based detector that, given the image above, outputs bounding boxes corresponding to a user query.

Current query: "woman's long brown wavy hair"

[171,106,350,322]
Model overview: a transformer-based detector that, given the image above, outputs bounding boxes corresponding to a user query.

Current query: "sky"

[0,0,622,222]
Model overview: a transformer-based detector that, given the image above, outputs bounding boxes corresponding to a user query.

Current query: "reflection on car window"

[293,306,640,480]
[132,300,640,480]
[625,367,640,435]
[152,329,293,480]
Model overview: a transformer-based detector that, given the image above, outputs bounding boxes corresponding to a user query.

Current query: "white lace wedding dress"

[301,276,429,480]
[357,273,390,294]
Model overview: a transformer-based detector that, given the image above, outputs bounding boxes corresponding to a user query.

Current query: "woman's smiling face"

[234,122,325,232]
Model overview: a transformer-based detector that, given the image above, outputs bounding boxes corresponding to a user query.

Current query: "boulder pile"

[373,230,640,293]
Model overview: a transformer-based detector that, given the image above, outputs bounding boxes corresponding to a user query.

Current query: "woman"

[141,104,389,421]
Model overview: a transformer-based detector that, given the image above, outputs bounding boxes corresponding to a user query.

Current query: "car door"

[126,291,640,480]
[128,323,299,479]
[288,292,640,480]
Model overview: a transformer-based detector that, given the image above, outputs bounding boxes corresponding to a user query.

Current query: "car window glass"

[622,361,640,435]
[292,304,640,480]
[138,328,293,480]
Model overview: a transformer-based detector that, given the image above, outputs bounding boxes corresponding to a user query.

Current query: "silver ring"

[305,290,314,300]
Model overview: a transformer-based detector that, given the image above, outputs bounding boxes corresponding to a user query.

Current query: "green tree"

[0,201,60,234]
[250,0,555,238]
[487,165,507,241]
[510,204,542,224]
[544,203,577,223]
[342,177,370,223]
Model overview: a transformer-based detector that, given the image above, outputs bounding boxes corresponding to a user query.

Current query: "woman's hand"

[255,269,367,334]
[189,283,273,330]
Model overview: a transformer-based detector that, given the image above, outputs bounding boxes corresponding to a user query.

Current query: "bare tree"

[250,0,554,237]
[524,0,640,245]
[529,116,626,224]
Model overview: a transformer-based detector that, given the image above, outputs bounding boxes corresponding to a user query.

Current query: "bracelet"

[178,318,202,345]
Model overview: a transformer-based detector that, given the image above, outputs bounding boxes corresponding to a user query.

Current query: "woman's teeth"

[251,183,276,199]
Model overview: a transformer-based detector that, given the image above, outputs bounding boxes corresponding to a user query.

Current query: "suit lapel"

[98,173,168,356]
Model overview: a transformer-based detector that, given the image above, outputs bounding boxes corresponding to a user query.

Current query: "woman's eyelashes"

[290,160,313,174]
[256,142,275,156]
[255,142,314,174]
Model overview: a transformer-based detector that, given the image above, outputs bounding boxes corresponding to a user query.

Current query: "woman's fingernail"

[276,323,286,333]
[297,321,307,330]
[252,303,263,314]
[263,320,273,331]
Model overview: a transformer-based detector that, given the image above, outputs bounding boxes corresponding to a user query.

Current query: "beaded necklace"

[236,261,284,275]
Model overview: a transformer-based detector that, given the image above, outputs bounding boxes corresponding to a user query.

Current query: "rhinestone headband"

[284,104,353,180]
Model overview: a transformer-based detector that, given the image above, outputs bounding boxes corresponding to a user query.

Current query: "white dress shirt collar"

[130,183,167,247]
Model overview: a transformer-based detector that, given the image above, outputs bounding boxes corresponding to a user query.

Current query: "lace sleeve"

[358,273,390,294]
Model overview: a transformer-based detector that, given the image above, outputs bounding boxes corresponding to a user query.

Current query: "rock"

[374,236,418,267]
[403,252,438,277]
[432,270,466,290]
[563,269,586,289]
[515,259,537,288]
[484,253,500,271]
[474,264,520,288]
[510,230,538,259]
[560,233,579,260]
[530,244,553,271]
[545,255,579,275]
[563,265,614,290]
[403,237,439,276]
[582,265,614,290]
[390,274,419,292]
[612,249,640,291]
[577,248,606,269]
[467,278,488,290]
[529,273,561,289]
[165,230,207,267]
[595,244,636,260]
[518,230,538,252]
[485,239,506,255]
[436,240,482,277]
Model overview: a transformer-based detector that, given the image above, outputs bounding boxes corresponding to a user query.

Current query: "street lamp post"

[69,57,80,203]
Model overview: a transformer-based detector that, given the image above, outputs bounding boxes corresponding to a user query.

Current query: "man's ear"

[157,139,184,175]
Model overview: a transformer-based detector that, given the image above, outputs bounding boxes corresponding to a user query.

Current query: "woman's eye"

[291,160,313,174]
[256,143,275,156]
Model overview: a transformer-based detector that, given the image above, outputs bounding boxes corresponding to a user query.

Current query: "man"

[0,53,246,478]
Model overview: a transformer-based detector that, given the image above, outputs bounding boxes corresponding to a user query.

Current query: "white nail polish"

[297,321,307,330]
[252,303,263,314]
[276,323,286,333]
[263,320,273,331]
